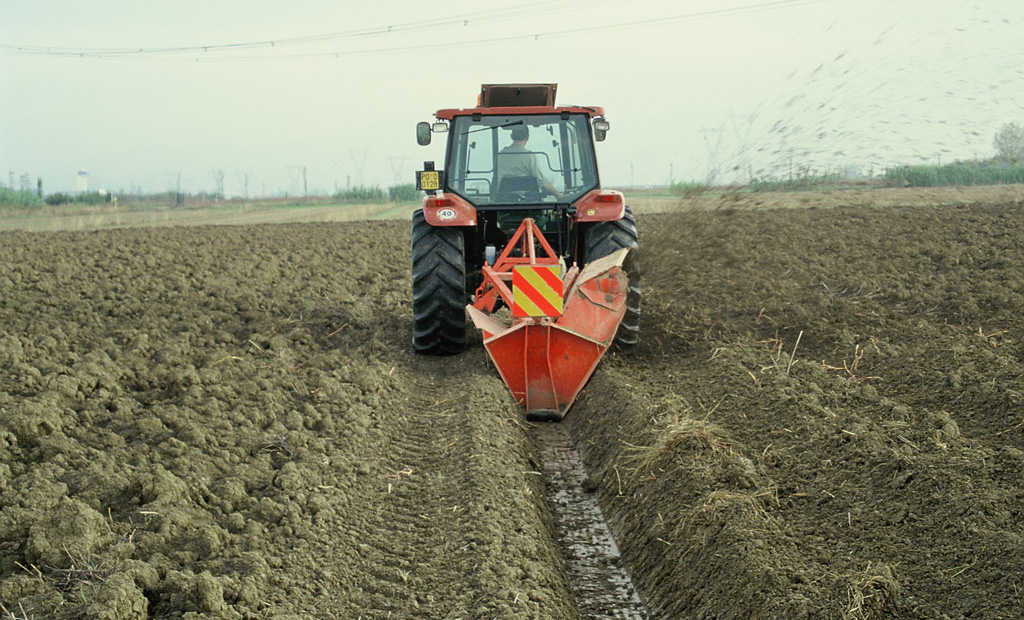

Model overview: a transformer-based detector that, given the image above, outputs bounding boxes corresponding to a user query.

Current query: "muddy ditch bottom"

[530,422,649,620]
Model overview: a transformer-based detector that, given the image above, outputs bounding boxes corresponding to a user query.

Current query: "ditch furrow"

[531,422,650,620]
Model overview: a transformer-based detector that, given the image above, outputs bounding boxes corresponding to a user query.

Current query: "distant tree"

[993,122,1024,163]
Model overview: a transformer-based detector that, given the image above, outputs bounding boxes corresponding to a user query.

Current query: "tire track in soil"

[347,346,581,619]
[352,373,469,617]
[531,422,649,620]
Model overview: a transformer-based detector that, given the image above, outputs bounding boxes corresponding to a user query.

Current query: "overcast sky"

[2,0,1022,196]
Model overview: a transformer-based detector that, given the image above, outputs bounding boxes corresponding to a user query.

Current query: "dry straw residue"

[633,414,737,476]
[841,562,901,620]
[630,397,754,483]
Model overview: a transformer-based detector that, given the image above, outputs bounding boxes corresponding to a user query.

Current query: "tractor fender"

[573,189,626,222]
[423,193,477,227]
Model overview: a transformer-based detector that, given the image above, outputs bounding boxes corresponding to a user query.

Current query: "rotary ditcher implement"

[412,84,640,420]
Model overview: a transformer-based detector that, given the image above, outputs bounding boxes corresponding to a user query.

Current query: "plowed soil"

[2,192,1023,619]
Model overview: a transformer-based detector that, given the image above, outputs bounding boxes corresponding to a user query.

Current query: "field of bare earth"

[1,186,1022,619]
[0,222,578,619]
[574,192,1024,619]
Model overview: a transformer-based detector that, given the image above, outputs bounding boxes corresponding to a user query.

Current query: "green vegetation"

[45,191,113,206]
[0,187,44,208]
[333,185,386,203]
[750,171,845,192]
[884,161,1024,187]
[387,183,421,203]
[668,180,707,196]
[333,183,421,204]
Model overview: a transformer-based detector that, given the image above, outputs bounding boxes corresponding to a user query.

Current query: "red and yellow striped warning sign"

[512,265,563,317]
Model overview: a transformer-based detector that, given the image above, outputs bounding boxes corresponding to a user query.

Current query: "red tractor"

[412,84,640,418]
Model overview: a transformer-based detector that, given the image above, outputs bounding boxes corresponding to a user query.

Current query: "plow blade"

[468,249,629,420]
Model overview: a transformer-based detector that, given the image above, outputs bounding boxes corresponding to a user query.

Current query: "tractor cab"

[445,112,597,236]
[446,113,598,205]
[417,84,612,266]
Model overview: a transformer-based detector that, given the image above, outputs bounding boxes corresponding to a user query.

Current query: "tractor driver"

[497,125,564,200]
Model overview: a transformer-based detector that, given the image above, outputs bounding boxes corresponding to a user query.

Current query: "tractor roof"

[434,83,604,119]
[434,105,605,120]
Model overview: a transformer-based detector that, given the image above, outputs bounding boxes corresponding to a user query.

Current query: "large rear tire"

[585,206,641,347]
[411,209,467,355]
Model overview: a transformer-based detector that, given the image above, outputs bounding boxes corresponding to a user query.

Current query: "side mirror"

[416,121,431,146]
[593,118,610,142]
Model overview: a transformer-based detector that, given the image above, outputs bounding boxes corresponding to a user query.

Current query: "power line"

[211,0,834,63]
[0,0,626,57]
[1,0,833,61]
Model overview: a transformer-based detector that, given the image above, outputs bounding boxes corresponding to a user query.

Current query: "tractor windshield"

[445,113,598,206]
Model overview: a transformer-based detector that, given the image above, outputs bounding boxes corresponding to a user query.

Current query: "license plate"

[418,170,440,191]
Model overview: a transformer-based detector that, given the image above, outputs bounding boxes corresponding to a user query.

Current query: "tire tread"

[411,210,467,354]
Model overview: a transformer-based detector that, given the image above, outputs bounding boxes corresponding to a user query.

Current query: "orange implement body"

[468,218,628,420]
